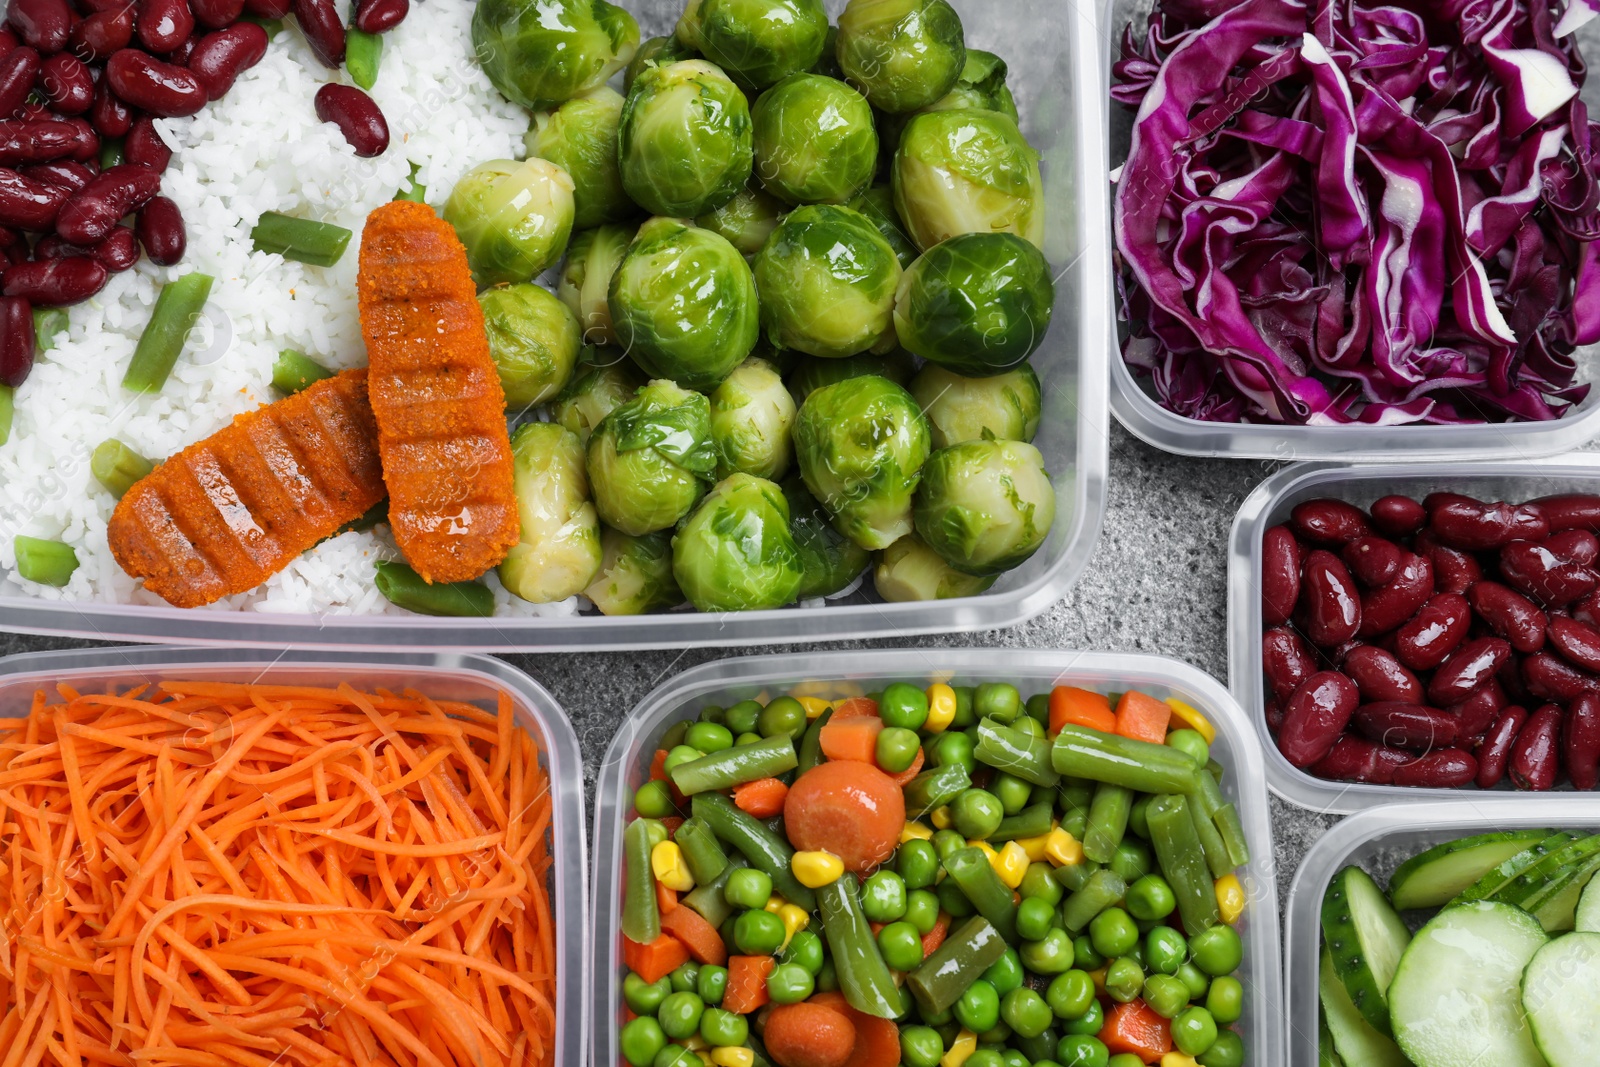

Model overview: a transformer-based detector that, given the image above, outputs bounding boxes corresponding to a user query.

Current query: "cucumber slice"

[1523,931,1600,1067]
[1497,835,1600,912]
[1388,901,1548,1067]
[1320,948,1408,1067]
[1528,853,1600,933]
[1322,865,1411,1034]
[1578,872,1600,932]
[1457,832,1577,904]
[1389,830,1557,910]
[1320,1018,1346,1067]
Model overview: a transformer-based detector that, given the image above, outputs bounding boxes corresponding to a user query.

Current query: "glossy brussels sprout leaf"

[927,49,1018,121]
[526,87,637,230]
[836,0,965,113]
[583,527,682,614]
[626,34,696,94]
[551,347,643,444]
[783,475,870,598]
[895,233,1054,375]
[479,283,581,408]
[557,223,634,346]
[610,217,759,389]
[472,0,639,111]
[753,205,901,359]
[751,74,877,205]
[914,438,1055,576]
[498,423,603,604]
[875,531,995,601]
[672,473,802,611]
[849,183,919,268]
[676,0,828,90]
[695,183,787,257]
[587,379,716,535]
[444,158,575,288]
[786,348,917,405]
[793,374,930,550]
[710,356,795,480]
[618,59,754,218]
[910,363,1042,449]
[892,108,1044,251]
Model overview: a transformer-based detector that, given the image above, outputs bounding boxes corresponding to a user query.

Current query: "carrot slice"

[661,902,727,966]
[724,955,776,1014]
[763,1001,856,1067]
[1099,998,1173,1060]
[809,991,902,1067]
[829,697,880,720]
[1114,691,1173,745]
[1049,686,1117,734]
[624,934,690,984]
[886,744,925,787]
[649,748,670,782]
[819,717,884,763]
[656,880,679,916]
[733,776,790,818]
[921,913,950,957]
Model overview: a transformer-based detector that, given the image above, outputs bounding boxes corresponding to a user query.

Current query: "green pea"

[780,929,824,975]
[1054,1034,1109,1067]
[1060,997,1104,1035]
[1017,928,1074,975]
[734,732,762,746]
[861,870,908,922]
[897,839,940,888]
[624,972,672,1015]
[732,909,785,955]
[699,1006,747,1046]
[1124,939,1146,970]
[878,920,925,971]
[684,721,734,753]
[1205,975,1244,1025]
[905,888,940,935]
[876,726,922,774]
[1145,926,1188,976]
[1072,934,1105,972]
[1016,896,1056,941]
[951,788,1004,840]
[619,1016,666,1067]
[814,956,838,993]
[900,1025,945,1067]
[1089,908,1139,959]
[982,948,1024,996]
[954,978,1000,1033]
[1045,969,1095,1020]
[1176,961,1211,1000]
[937,878,975,918]
[724,699,762,736]
[974,683,1022,723]
[1166,728,1209,766]
[1014,1028,1060,1065]
[922,1003,955,1028]
[965,1052,1005,1067]
[725,868,774,910]
[1142,973,1191,1019]
[633,780,676,819]
[758,697,808,740]
[950,685,977,728]
[1172,1006,1219,1056]
[698,704,725,725]
[930,730,976,773]
[1020,862,1064,905]
[1125,874,1176,922]
[1196,1029,1244,1067]
[1108,839,1152,884]
[1025,692,1051,723]
[990,771,1033,814]
[1104,957,1144,1004]
[1188,924,1243,977]
[656,991,704,1041]
[766,962,814,1004]
[1128,795,1152,840]
[932,828,967,861]
[1000,987,1051,1039]
[1012,716,1045,740]
[999,1050,1030,1067]
[696,964,727,1005]
[668,962,700,994]
[652,1045,698,1067]
[661,745,703,774]
[880,682,931,730]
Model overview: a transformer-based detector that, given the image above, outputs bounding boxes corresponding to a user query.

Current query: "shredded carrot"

[0,680,560,1067]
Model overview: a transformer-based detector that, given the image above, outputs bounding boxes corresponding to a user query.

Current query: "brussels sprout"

[587,379,717,535]
[894,233,1054,374]
[618,60,754,218]
[753,205,901,359]
[558,223,634,346]
[783,475,870,598]
[472,0,640,111]
[695,183,787,257]
[610,217,759,389]
[583,527,683,614]
[874,531,994,601]
[892,108,1044,251]
[849,183,919,268]
[444,158,575,288]
[751,74,877,205]
[927,49,1018,120]
[676,0,828,90]
[526,87,637,230]
[793,374,929,550]
[552,347,644,444]
[498,423,604,604]
[479,283,581,408]
[709,357,795,480]
[786,348,917,405]
[910,363,1042,449]
[914,438,1055,576]
[626,35,697,94]
[672,473,802,611]
[836,0,965,114]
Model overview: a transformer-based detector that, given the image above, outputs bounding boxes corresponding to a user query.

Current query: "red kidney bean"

[186,21,264,100]
[1548,614,1600,673]
[0,294,32,386]
[1500,536,1599,607]
[1342,644,1424,704]
[1523,649,1600,702]
[293,0,343,66]
[1262,625,1316,704]
[1553,528,1600,565]
[1508,703,1561,790]
[1342,535,1401,588]
[1299,549,1362,647]
[1260,524,1299,626]
[167,31,200,64]
[136,0,193,53]
[69,3,133,60]
[313,82,386,157]
[242,0,289,14]
[0,28,16,52]
[1309,735,1413,783]
[93,224,137,270]
[1427,498,1549,550]
[1445,677,1508,738]
[1264,697,1284,733]
[11,0,72,53]
[1429,545,1481,596]
[0,118,82,163]
[89,77,134,137]
[1369,494,1426,537]
[1291,498,1370,545]
[1474,704,1527,788]
[2,255,107,304]
[0,165,63,228]
[353,0,405,32]
[189,0,243,28]
[38,50,92,113]
[54,160,159,244]
[1278,670,1360,768]
[61,117,97,161]
[1575,589,1600,625]
[1390,748,1478,788]
[1427,636,1511,706]
[122,113,169,169]
[79,0,131,12]
[134,192,181,263]
[1532,493,1600,533]
[19,158,92,191]
[1394,592,1471,672]
[0,46,41,118]
[1354,701,1458,751]
[105,47,205,115]
[1565,693,1600,790]
[1467,580,1547,653]
[1357,551,1433,638]
[1424,491,1484,510]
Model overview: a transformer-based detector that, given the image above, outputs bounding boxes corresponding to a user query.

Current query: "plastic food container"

[1101,0,1600,461]
[0,0,1109,652]
[1284,798,1595,1066]
[591,648,1284,1067]
[0,644,590,1067]
[1229,456,1600,811]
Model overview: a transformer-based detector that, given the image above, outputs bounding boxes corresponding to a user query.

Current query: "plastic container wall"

[1230,456,1600,811]
[0,645,590,1067]
[592,649,1284,1067]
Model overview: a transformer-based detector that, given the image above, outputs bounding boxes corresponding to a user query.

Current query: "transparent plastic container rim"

[0,643,592,1067]
[590,647,1285,1067]
[1229,455,1600,812]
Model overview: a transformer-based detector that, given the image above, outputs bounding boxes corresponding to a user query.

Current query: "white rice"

[0,1,581,617]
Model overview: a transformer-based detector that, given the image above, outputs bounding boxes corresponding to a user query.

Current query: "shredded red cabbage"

[1114,0,1600,424]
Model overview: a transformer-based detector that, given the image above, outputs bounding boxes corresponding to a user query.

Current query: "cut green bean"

[373,560,494,617]
[334,499,388,536]
[622,816,661,944]
[659,720,690,752]
[680,855,747,928]
[0,386,12,446]
[908,915,1007,1015]
[975,719,1060,788]
[1059,868,1126,932]
[673,817,729,885]
[394,161,427,203]
[272,349,333,395]
[942,846,1017,942]
[241,14,283,32]
[901,762,971,817]
[1082,783,1133,865]
[796,705,832,775]
[251,212,353,267]
[670,735,797,796]
[990,801,1054,843]
[32,307,66,351]
[122,272,215,393]
[346,27,382,90]
[817,874,900,1019]
[1051,725,1201,794]
[99,138,122,169]
[690,793,814,911]
[1185,771,1233,878]
[1052,858,1102,893]
[1147,794,1220,934]
[1213,802,1251,867]
[13,536,78,586]
[90,438,154,498]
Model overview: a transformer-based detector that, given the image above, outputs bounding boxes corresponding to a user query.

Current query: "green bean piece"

[250,212,353,267]
[1050,725,1201,794]
[122,272,215,393]
[974,719,1060,788]
[796,705,833,774]
[394,162,427,203]
[907,915,1008,1016]
[0,385,11,445]
[1213,802,1251,867]
[942,847,1017,943]
[1059,869,1127,933]
[1058,777,1094,817]
[622,817,661,944]
[99,138,122,169]
[1147,794,1220,934]
[241,14,283,32]
[670,735,797,796]
[990,801,1054,843]
[679,856,748,929]
[673,817,729,886]
[271,349,333,395]
[333,499,388,536]
[91,438,155,498]
[346,27,382,90]
[1185,787,1234,880]
[32,308,66,351]
[1206,757,1225,782]
[902,763,972,817]
[1051,859,1101,894]
[373,560,495,617]
[1082,784,1133,865]
[690,793,814,911]
[817,874,901,1019]
[659,720,690,752]
[13,536,78,586]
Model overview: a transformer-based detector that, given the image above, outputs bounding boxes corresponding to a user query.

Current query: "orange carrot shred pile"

[0,680,559,1067]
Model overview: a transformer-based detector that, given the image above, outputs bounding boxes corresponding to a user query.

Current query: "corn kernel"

[778,904,810,950]
[697,1055,713,1067]
[1164,697,1216,744]
[994,841,1029,889]
[764,895,785,914]
[1089,967,1107,993]
[968,839,999,864]
[901,821,934,843]
[1014,830,1052,863]
[798,696,832,720]
[650,841,694,892]
[1160,1055,1201,1067]
[924,683,958,733]
[930,805,953,830]
[1044,827,1083,867]
[791,850,844,888]
[711,1050,754,1067]
[940,1029,978,1067]
[1216,873,1246,925]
